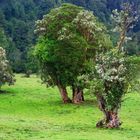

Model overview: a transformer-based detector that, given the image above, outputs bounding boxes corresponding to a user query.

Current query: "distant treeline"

[0,0,140,72]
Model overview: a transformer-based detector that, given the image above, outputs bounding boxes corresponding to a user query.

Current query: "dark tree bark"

[96,95,121,128]
[72,87,84,104]
[57,85,71,103]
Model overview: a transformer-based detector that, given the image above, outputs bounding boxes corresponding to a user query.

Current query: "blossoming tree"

[0,47,15,90]
[89,3,139,128]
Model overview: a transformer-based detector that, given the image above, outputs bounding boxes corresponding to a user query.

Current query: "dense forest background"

[0,0,140,72]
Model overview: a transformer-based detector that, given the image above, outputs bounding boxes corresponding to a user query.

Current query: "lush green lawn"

[0,74,140,140]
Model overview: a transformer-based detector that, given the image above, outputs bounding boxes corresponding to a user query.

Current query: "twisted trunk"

[57,85,71,103]
[117,31,126,51]
[72,87,84,104]
[96,95,121,128]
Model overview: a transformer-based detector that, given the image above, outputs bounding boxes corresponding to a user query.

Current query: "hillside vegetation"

[0,0,140,72]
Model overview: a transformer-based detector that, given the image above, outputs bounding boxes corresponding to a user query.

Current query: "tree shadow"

[82,99,98,107]
[0,90,14,95]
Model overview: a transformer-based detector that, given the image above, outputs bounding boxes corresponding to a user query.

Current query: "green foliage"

[125,55,140,92]
[0,0,37,72]
[90,49,129,110]
[126,31,140,55]
[35,4,112,89]
[35,35,87,87]
[0,0,140,72]
[0,28,9,49]
[0,47,15,89]
[25,47,39,73]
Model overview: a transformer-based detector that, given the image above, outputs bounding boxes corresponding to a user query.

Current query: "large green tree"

[35,4,112,103]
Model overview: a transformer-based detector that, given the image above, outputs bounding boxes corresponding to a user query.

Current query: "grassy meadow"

[0,74,140,140]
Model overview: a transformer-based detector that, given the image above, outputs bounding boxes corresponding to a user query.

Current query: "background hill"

[0,0,140,72]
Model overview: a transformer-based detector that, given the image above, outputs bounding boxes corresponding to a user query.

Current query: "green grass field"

[0,75,140,140]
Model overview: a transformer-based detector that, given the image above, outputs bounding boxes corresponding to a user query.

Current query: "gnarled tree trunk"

[96,95,121,128]
[72,87,84,104]
[57,85,71,103]
[96,111,121,128]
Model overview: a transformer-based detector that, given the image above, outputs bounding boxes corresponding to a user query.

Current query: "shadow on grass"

[82,99,98,107]
[0,90,15,95]
[47,98,98,108]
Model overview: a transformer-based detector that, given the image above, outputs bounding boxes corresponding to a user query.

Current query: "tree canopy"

[35,3,112,103]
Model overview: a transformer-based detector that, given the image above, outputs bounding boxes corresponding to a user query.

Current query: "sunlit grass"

[0,74,140,140]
